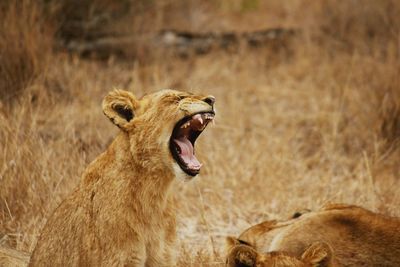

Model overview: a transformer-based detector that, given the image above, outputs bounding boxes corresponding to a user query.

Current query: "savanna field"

[1,1,400,266]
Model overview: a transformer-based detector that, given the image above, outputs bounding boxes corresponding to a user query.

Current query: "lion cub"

[227,204,400,267]
[29,89,215,267]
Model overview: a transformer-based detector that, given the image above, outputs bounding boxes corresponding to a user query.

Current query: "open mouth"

[170,112,215,176]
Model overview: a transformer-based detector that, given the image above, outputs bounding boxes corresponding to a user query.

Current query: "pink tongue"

[173,137,201,169]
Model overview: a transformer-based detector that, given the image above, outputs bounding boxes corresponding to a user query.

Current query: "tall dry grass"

[0,0,53,104]
[1,0,400,266]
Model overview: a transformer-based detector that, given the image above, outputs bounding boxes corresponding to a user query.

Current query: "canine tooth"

[199,117,203,124]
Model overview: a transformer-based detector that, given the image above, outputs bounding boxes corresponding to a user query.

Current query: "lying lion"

[29,89,215,266]
[226,204,400,266]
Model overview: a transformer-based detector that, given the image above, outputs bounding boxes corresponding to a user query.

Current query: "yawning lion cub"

[29,89,215,267]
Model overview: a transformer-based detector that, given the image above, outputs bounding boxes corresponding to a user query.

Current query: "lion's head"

[226,237,332,267]
[102,89,215,179]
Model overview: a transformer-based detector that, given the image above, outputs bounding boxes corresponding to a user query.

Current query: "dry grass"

[1,0,400,266]
[0,0,53,104]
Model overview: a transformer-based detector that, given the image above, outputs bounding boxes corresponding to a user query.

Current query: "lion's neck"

[84,133,176,217]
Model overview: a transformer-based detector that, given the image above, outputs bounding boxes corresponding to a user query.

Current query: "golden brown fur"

[227,204,400,266]
[29,89,215,267]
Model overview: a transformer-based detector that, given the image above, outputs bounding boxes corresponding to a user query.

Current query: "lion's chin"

[172,163,194,182]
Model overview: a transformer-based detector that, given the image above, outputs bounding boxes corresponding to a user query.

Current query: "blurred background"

[1,0,400,266]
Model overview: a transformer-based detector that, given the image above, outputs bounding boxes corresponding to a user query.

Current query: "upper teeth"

[181,121,191,128]
[180,113,214,129]
[204,114,214,120]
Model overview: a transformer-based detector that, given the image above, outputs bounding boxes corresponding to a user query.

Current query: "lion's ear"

[102,89,139,130]
[226,236,241,253]
[228,245,257,267]
[301,242,333,267]
[226,237,258,267]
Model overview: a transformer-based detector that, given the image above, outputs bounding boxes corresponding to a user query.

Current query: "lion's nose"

[203,96,215,107]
